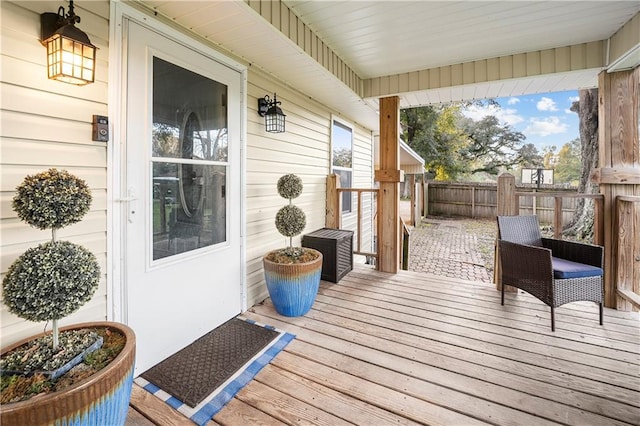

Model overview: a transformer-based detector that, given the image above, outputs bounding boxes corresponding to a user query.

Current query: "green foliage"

[12,168,92,230]
[275,205,306,238]
[401,105,468,180]
[542,145,558,169]
[84,328,126,370]
[277,174,303,200]
[459,115,527,175]
[555,138,581,184]
[2,241,100,322]
[274,174,307,249]
[3,169,100,351]
[516,143,544,168]
[0,375,20,393]
[402,103,538,180]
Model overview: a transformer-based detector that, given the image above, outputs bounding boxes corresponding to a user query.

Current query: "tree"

[565,88,599,240]
[542,145,558,169]
[554,138,581,184]
[401,105,468,180]
[516,143,544,169]
[458,115,528,175]
[402,102,540,180]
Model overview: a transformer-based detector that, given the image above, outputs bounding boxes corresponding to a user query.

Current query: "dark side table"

[302,228,354,283]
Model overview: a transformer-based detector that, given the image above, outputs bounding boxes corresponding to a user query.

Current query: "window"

[331,119,353,213]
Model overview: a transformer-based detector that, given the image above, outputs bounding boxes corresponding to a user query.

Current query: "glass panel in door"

[151,57,228,260]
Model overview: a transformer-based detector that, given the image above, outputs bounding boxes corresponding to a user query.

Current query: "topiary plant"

[275,174,306,253]
[2,169,100,350]
[268,173,321,263]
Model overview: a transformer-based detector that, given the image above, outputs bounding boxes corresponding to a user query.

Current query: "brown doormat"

[141,317,280,407]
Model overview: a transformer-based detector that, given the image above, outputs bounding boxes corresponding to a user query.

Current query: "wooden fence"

[425,181,581,226]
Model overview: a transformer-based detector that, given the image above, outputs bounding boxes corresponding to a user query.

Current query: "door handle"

[116,188,138,223]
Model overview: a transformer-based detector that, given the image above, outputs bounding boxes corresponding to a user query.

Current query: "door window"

[152,57,228,260]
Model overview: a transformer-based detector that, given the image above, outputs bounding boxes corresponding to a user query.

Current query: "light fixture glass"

[258,94,286,133]
[41,1,96,85]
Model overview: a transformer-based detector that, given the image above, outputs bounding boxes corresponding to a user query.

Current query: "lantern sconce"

[40,0,96,85]
[257,93,286,133]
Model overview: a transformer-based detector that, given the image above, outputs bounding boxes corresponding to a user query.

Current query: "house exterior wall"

[339,124,375,258]
[245,70,374,305]
[0,1,374,346]
[1,0,111,346]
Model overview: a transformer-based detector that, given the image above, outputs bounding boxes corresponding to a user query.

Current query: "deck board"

[127,266,640,426]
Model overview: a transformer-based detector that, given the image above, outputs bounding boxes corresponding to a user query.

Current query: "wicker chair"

[497,215,604,331]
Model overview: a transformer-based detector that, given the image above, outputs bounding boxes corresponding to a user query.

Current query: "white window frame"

[331,116,354,213]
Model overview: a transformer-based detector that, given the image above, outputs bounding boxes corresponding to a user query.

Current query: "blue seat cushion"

[552,257,603,279]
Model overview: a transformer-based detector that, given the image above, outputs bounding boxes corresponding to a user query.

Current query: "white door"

[124,21,243,375]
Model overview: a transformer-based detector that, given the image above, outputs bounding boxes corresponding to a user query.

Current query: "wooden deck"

[127,266,640,425]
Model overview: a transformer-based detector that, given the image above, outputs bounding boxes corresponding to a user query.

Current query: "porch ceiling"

[139,1,639,131]
[283,1,638,79]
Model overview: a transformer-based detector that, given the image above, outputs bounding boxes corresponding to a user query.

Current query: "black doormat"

[141,317,280,407]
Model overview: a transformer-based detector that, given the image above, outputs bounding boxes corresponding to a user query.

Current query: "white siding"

[0,1,110,347]
[1,2,377,347]
[244,71,374,307]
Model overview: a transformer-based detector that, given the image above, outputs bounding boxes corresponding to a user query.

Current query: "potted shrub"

[263,174,322,316]
[1,168,135,425]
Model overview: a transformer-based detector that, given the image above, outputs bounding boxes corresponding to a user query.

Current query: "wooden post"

[495,173,518,292]
[401,220,410,270]
[357,191,362,253]
[409,174,416,226]
[414,181,421,224]
[375,96,401,273]
[593,68,640,309]
[532,189,537,215]
[420,175,426,217]
[594,196,604,246]
[326,174,340,229]
[471,186,476,218]
[615,196,640,311]
[424,181,429,217]
[554,197,563,240]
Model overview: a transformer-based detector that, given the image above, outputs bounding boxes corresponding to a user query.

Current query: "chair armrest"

[498,240,554,284]
[541,238,603,268]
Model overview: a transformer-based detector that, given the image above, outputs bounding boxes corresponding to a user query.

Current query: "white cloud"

[569,96,579,102]
[507,97,520,105]
[461,104,524,126]
[537,97,558,112]
[524,116,568,137]
[564,108,574,114]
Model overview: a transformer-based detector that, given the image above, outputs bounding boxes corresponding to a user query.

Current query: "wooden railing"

[326,175,378,263]
[514,191,604,245]
[615,195,640,311]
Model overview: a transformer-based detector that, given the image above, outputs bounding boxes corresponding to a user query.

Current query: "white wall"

[1,1,111,346]
[244,70,373,306]
[0,1,376,347]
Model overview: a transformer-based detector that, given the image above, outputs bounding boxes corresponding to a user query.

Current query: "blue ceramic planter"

[263,249,323,316]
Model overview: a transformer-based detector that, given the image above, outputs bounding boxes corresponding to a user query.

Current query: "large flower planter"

[263,249,323,317]
[1,321,136,426]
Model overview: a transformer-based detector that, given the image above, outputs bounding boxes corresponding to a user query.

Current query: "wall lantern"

[257,93,286,133]
[40,0,96,85]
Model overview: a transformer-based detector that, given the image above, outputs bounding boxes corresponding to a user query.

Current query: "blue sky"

[461,90,580,153]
